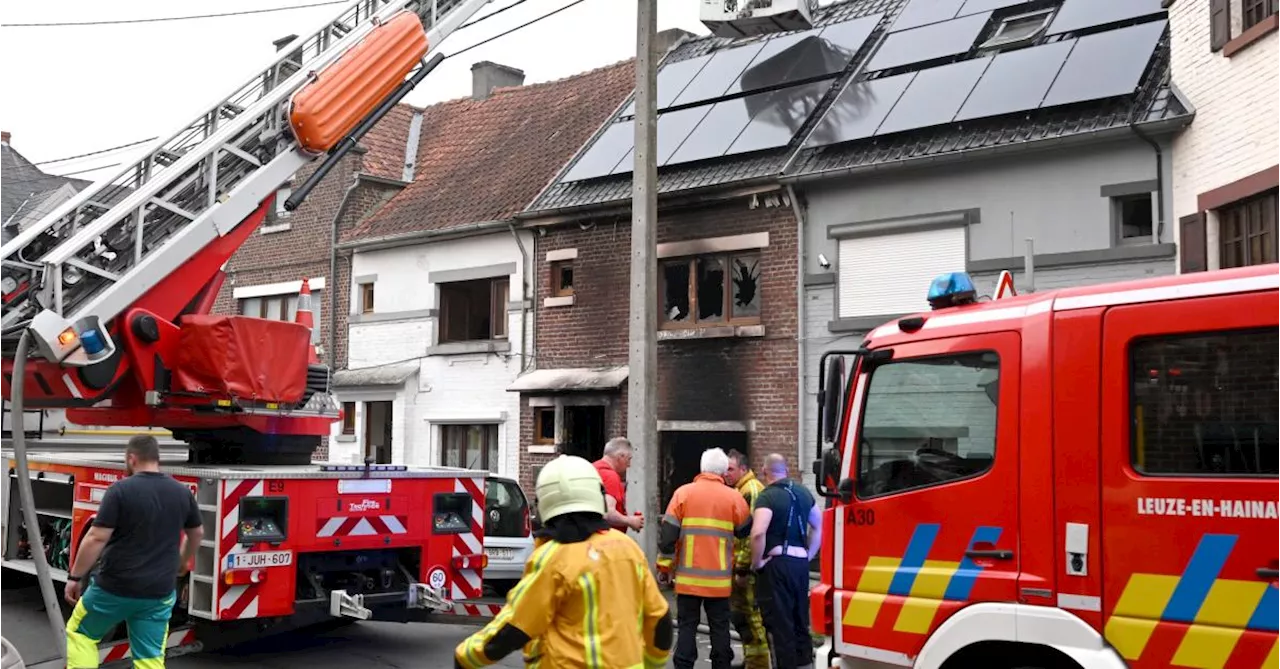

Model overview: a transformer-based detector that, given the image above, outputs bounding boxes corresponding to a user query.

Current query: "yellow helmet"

[535,455,606,522]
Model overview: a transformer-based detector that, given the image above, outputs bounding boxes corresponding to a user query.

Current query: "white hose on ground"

[10,330,68,659]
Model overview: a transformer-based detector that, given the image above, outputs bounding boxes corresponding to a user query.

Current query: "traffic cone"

[296,278,320,364]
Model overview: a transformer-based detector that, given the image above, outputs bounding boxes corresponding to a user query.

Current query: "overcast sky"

[1,0,707,175]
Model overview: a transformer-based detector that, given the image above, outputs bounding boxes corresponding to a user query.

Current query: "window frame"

[439,423,500,473]
[360,282,375,315]
[1112,191,1156,246]
[438,277,510,343]
[341,401,356,435]
[1127,326,1278,479]
[237,289,322,344]
[551,261,574,297]
[658,250,763,330]
[853,349,1002,501]
[1242,0,1277,30]
[1218,189,1278,269]
[978,8,1054,51]
[533,408,556,445]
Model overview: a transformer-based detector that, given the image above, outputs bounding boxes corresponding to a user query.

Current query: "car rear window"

[485,478,529,538]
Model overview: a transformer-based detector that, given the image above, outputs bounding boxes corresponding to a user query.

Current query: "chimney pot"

[655,29,696,57]
[1,131,9,145]
[471,61,525,100]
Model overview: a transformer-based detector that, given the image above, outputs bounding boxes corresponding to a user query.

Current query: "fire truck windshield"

[854,351,1000,499]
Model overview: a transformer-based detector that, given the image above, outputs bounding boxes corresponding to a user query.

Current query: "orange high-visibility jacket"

[455,530,671,669]
[657,473,751,598]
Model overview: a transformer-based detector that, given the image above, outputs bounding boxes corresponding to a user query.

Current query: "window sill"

[1224,15,1278,57]
[657,324,765,341]
[544,295,574,308]
[260,222,292,234]
[527,444,557,454]
[427,340,512,356]
[335,435,357,443]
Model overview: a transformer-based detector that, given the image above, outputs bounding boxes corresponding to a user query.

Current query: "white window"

[837,226,966,319]
[237,288,323,345]
[979,9,1053,50]
[275,186,293,218]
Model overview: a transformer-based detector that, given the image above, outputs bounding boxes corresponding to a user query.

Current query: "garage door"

[837,225,966,319]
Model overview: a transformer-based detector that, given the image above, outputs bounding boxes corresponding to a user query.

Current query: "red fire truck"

[810,264,1278,669]
[0,0,503,663]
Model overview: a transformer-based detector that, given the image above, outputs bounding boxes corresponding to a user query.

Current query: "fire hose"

[10,330,68,660]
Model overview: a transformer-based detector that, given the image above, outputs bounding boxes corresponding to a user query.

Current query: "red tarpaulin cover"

[173,315,309,403]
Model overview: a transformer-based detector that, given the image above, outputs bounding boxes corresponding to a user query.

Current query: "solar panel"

[1040,19,1165,107]
[666,95,758,165]
[890,0,964,32]
[561,120,634,182]
[957,0,1029,16]
[876,56,990,136]
[656,106,714,165]
[866,11,992,72]
[803,72,915,148]
[1047,0,1165,36]
[954,39,1072,122]
[619,55,711,117]
[736,14,883,93]
[671,42,766,108]
[728,81,830,155]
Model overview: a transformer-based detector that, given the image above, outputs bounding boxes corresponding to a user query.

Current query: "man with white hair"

[657,447,752,669]
[593,436,644,533]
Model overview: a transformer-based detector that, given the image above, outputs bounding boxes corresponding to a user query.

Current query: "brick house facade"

[515,193,799,505]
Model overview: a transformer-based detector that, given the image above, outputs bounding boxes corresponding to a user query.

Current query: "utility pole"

[627,0,659,560]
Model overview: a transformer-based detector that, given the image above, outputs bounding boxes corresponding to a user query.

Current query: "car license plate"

[227,550,293,569]
[485,547,515,561]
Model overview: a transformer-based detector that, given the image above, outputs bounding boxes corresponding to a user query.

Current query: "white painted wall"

[1169,0,1279,269]
[331,230,533,479]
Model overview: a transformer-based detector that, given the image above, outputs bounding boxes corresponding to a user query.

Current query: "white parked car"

[481,476,535,595]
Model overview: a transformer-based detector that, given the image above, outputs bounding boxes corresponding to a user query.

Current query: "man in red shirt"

[594,437,644,533]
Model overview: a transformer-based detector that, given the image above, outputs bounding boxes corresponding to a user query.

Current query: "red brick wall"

[521,194,799,491]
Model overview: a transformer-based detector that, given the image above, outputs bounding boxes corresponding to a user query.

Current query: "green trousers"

[729,575,770,669]
[66,583,175,669]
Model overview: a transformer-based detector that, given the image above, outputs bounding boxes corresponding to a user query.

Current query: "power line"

[4,0,347,27]
[459,0,533,29]
[34,138,157,166]
[452,0,590,56]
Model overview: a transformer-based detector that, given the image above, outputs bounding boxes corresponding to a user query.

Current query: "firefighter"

[454,455,672,669]
[723,449,770,669]
[657,448,751,669]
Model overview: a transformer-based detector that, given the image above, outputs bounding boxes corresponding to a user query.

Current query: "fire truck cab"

[811,264,1279,669]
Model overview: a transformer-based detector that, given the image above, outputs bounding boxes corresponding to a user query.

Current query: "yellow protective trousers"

[66,584,175,669]
[729,574,770,669]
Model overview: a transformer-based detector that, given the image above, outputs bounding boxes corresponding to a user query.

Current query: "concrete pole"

[627,0,660,561]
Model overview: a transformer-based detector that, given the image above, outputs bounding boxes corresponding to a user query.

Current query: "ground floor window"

[1219,189,1278,269]
[441,424,499,473]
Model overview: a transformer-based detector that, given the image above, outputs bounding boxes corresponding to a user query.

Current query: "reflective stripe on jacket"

[657,472,751,598]
[733,470,766,571]
[455,530,671,669]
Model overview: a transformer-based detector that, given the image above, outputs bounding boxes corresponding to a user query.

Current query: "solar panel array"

[866,11,993,72]
[805,17,1167,149]
[564,13,884,181]
[888,0,1025,32]
[1046,0,1167,36]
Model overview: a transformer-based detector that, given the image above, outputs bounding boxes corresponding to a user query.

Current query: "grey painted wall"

[800,138,1176,277]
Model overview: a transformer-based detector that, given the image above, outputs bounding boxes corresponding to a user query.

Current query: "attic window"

[980,9,1054,50]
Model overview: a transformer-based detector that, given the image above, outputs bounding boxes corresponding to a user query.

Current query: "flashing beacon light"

[927,272,978,310]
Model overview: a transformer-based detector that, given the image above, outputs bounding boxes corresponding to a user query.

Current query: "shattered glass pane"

[663,260,691,323]
[732,254,761,318]
[696,256,725,322]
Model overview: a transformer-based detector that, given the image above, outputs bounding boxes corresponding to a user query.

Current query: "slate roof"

[345,60,636,243]
[2,139,91,225]
[525,0,1190,215]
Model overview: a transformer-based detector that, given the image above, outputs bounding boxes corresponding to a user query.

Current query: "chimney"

[1,131,9,146]
[471,61,525,100]
[655,28,696,57]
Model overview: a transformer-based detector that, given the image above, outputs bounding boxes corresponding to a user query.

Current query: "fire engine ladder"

[0,0,488,340]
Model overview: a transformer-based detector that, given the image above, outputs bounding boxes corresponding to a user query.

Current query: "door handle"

[1256,567,1278,580]
[965,549,1014,560]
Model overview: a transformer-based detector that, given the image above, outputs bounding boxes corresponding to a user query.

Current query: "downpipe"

[329,174,362,369]
[1130,123,1166,242]
[10,330,67,660]
[508,223,532,373]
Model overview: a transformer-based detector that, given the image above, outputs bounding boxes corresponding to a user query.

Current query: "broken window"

[534,408,555,445]
[552,261,574,297]
[660,251,763,328]
[439,277,509,343]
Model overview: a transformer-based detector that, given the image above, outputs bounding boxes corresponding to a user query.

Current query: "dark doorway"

[561,405,606,461]
[659,431,748,511]
[364,401,392,464]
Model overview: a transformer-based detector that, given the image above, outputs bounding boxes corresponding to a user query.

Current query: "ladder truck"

[0,0,509,663]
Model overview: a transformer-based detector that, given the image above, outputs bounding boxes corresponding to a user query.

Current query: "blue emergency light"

[927,272,977,310]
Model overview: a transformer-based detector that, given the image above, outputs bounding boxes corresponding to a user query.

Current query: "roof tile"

[345,59,635,242]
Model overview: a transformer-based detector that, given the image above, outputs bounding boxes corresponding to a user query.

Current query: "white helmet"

[535,455,606,522]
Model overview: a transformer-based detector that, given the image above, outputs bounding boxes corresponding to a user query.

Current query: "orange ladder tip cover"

[289,10,429,154]
[295,278,320,364]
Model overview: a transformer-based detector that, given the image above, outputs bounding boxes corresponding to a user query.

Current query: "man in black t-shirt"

[63,435,204,669]
[750,453,822,669]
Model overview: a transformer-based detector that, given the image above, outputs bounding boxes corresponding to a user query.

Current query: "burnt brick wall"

[517,387,629,494]
[526,194,800,484]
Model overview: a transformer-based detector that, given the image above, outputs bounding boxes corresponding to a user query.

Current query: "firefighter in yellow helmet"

[454,454,673,669]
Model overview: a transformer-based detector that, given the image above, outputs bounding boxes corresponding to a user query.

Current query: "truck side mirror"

[814,447,843,498]
[821,356,845,444]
